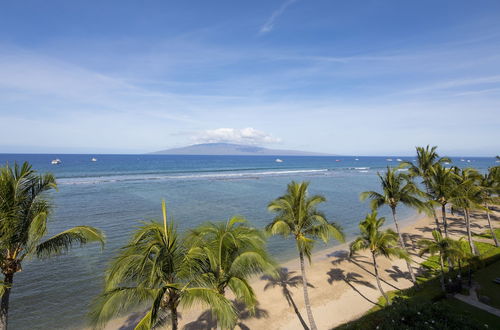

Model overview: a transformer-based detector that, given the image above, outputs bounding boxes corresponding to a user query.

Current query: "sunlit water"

[0,154,495,329]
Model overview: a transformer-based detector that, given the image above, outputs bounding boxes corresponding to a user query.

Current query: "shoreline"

[99,210,432,330]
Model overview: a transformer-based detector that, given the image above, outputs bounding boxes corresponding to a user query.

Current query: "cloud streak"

[259,0,298,34]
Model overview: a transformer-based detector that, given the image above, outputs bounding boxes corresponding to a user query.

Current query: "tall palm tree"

[479,169,499,247]
[261,268,311,330]
[187,217,274,322]
[267,181,344,330]
[418,230,462,292]
[360,167,426,283]
[90,201,236,330]
[403,145,451,234]
[449,168,483,255]
[350,211,408,305]
[0,162,105,330]
[428,164,459,238]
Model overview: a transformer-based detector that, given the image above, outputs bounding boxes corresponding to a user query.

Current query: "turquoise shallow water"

[0,154,496,329]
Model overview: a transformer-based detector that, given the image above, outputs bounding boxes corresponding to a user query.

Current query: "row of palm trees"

[1,147,498,330]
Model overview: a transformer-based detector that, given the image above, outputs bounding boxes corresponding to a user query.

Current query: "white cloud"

[259,0,298,34]
[194,128,281,145]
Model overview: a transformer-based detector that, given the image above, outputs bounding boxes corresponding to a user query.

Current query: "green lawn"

[474,258,500,309]
[443,297,500,328]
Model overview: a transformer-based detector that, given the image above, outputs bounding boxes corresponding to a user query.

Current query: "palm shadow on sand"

[326,268,381,306]
[183,300,269,330]
[260,267,312,330]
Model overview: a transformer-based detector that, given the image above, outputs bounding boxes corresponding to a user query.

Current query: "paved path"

[454,283,500,317]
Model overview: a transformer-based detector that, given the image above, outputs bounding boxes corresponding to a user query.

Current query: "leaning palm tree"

[350,211,408,305]
[267,181,344,330]
[360,167,426,283]
[402,145,451,234]
[186,216,274,325]
[261,268,311,330]
[90,201,236,330]
[449,168,483,255]
[478,169,499,247]
[418,230,462,292]
[428,164,459,238]
[0,162,105,330]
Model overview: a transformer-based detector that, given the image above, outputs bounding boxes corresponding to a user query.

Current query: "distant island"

[151,143,332,156]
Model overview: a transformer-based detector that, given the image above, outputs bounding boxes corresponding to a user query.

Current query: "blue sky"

[0,0,499,156]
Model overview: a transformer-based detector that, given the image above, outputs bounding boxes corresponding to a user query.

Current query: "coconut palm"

[478,169,499,247]
[418,230,462,292]
[360,167,426,283]
[186,216,274,323]
[350,211,408,305]
[0,162,105,330]
[261,268,311,330]
[402,145,451,234]
[266,181,344,330]
[90,201,236,330]
[449,168,483,255]
[428,164,459,238]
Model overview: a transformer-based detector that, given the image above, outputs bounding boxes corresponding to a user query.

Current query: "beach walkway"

[454,283,500,317]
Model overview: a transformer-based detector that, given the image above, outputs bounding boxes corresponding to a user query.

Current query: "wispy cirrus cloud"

[194,128,281,145]
[259,0,298,34]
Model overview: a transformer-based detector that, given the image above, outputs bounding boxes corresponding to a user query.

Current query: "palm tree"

[266,181,344,330]
[449,168,483,255]
[187,216,274,323]
[403,145,451,234]
[428,164,459,238]
[261,268,311,330]
[0,162,105,330]
[360,167,426,283]
[350,211,408,305]
[90,201,236,330]
[418,230,462,292]
[479,168,499,247]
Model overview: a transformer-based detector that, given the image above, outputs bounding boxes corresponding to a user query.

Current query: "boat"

[335,159,341,162]
[51,159,61,165]
[396,158,403,162]
[91,157,97,162]
[386,158,393,161]
[460,159,465,162]
[355,158,359,161]
[275,158,283,163]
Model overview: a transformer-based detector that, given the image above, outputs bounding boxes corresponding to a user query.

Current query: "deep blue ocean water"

[0,154,497,329]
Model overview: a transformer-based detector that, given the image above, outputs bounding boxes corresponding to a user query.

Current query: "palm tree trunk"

[485,204,499,247]
[371,252,389,305]
[299,251,317,330]
[464,209,477,255]
[170,305,178,330]
[441,204,449,238]
[285,291,310,330]
[391,208,416,284]
[0,273,13,330]
[439,254,446,292]
[424,184,442,235]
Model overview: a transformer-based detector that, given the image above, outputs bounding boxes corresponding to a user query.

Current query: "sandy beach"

[102,208,499,330]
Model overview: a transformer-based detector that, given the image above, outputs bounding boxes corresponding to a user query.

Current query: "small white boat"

[460,159,465,162]
[397,158,403,162]
[91,157,97,162]
[355,158,359,161]
[275,158,283,163]
[386,158,393,162]
[467,160,471,163]
[51,159,61,165]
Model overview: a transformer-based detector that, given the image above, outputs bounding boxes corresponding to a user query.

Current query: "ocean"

[0,154,496,329]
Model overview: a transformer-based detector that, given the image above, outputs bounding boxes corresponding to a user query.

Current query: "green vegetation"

[0,162,105,330]
[350,211,408,304]
[474,258,500,309]
[267,181,345,330]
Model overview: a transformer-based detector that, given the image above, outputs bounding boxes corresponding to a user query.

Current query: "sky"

[0,0,499,156]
